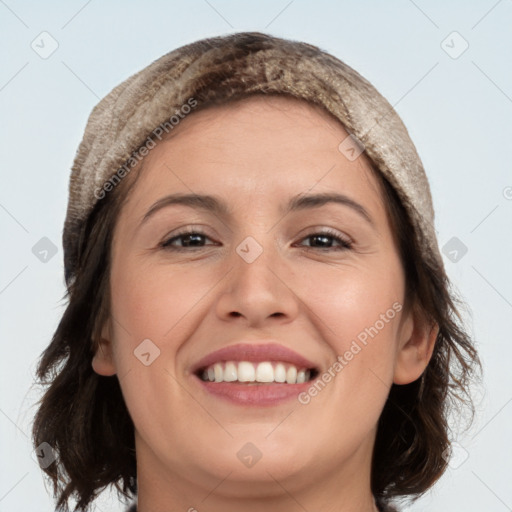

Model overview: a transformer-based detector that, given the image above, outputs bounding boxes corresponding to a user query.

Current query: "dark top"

[124,501,397,511]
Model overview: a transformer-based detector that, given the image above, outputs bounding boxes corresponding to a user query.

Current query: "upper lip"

[191,342,319,374]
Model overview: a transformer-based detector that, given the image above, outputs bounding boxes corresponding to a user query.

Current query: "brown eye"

[297,230,353,251]
[161,230,216,250]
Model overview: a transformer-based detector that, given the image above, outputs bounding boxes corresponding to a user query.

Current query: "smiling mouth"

[195,361,319,384]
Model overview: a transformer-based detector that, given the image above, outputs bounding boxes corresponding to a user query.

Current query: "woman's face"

[93,95,434,503]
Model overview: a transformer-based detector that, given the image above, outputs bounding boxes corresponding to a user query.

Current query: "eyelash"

[160,228,353,252]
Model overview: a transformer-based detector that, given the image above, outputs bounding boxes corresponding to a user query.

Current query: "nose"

[214,241,300,327]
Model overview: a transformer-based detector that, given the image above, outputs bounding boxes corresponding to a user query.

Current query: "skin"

[92,95,437,512]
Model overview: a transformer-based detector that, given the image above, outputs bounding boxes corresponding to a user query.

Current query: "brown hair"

[31,94,480,512]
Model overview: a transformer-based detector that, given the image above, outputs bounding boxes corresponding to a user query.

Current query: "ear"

[393,304,438,385]
[91,317,117,376]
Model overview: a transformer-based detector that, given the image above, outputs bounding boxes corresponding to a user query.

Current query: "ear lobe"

[91,318,117,376]
[393,306,438,385]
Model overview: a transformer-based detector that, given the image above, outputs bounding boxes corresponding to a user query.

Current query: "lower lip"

[194,376,314,406]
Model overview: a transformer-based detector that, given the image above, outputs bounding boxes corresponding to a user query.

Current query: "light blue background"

[1,1,511,511]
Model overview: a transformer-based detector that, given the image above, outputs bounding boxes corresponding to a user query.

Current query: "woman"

[31,32,479,512]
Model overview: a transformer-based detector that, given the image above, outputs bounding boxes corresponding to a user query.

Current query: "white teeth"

[200,361,313,384]
[214,363,223,382]
[274,363,286,383]
[286,365,297,384]
[255,362,274,382]
[223,361,237,382]
[238,361,255,382]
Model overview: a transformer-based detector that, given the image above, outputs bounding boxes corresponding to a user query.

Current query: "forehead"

[120,95,384,221]
[156,94,357,157]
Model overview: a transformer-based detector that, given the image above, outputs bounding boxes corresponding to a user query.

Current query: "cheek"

[108,258,215,357]
[107,259,213,438]
[305,260,404,340]
[300,257,405,392]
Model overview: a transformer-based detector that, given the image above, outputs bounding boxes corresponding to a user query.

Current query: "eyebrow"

[140,192,375,227]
